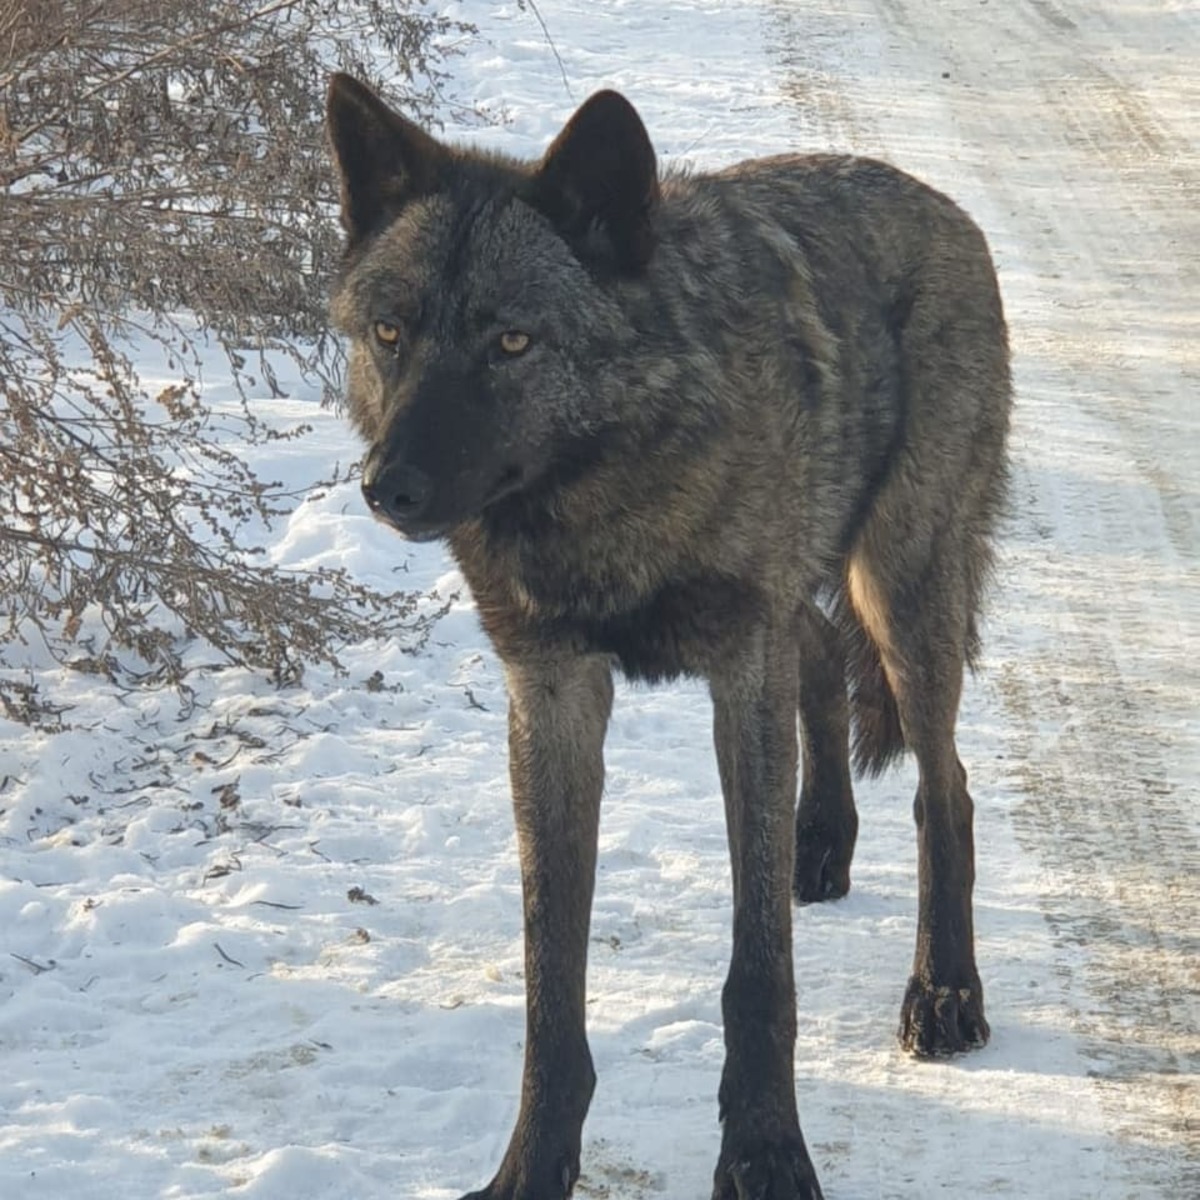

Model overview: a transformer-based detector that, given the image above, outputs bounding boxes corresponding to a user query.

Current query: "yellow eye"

[498,330,531,356]
[374,320,400,345]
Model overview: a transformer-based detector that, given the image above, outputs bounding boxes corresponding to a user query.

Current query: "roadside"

[767,0,1198,1188]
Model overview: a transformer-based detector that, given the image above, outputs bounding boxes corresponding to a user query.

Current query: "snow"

[2,1,1197,1197]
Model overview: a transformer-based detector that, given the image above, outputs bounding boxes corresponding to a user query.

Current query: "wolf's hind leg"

[847,543,990,1057]
[793,602,857,904]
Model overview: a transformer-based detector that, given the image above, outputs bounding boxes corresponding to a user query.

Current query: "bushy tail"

[831,585,905,778]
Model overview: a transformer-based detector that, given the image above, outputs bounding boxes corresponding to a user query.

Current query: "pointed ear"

[325,73,446,241]
[531,91,660,273]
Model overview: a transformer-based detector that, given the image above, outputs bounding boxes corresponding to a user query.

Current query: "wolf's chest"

[526,570,765,683]
[458,510,768,681]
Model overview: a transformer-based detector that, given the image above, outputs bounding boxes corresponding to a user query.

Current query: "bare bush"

[0,0,472,702]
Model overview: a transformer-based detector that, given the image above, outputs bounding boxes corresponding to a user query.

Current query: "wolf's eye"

[497,330,531,356]
[374,320,401,346]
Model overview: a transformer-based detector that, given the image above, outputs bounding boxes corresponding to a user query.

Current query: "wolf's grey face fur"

[327,76,658,540]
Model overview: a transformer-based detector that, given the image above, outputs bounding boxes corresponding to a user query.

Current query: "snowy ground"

[1,1,1197,1197]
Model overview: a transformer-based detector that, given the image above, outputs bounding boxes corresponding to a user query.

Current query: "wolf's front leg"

[462,653,613,1200]
[710,623,824,1200]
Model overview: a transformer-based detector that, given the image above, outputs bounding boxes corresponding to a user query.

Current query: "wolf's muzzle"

[361,452,434,532]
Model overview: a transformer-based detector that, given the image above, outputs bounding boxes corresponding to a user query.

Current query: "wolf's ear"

[531,91,660,273]
[326,73,445,241]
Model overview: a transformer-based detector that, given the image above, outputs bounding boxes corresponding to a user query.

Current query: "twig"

[213,942,245,968]
[11,952,55,975]
[521,0,573,100]
[13,0,304,146]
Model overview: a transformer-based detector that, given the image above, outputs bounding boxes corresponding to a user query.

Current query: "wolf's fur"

[327,74,1011,1200]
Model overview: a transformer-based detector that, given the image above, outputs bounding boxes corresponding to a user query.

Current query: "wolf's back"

[670,154,1011,774]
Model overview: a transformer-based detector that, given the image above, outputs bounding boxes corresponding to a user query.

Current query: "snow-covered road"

[0,2,1195,1197]
[769,0,1200,1188]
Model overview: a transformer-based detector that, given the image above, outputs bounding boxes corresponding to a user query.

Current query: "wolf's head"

[325,74,661,541]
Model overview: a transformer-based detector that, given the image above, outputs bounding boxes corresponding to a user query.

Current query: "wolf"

[326,72,1010,1200]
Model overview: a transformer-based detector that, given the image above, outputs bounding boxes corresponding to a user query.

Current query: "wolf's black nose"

[361,458,433,527]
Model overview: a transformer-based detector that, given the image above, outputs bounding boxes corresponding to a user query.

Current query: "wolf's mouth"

[483,465,525,507]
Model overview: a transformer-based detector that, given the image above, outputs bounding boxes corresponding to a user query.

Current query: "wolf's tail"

[830,586,906,777]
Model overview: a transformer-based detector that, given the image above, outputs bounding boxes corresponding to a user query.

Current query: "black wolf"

[326,73,1010,1200]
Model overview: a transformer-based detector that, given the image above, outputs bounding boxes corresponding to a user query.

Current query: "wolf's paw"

[898,975,990,1057]
[712,1137,825,1200]
[461,1155,578,1200]
[792,818,854,904]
